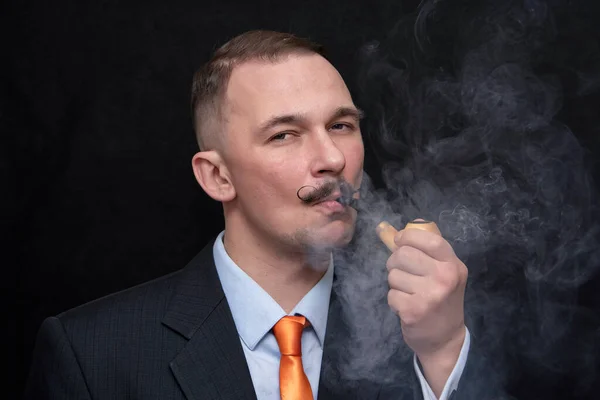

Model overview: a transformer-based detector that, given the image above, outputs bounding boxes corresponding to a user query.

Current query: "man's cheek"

[348,145,365,180]
[349,140,365,163]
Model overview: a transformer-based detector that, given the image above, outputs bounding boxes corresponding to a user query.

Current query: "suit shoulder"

[52,239,217,337]
[57,267,184,327]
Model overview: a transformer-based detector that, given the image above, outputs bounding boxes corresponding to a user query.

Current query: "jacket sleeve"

[376,352,425,400]
[414,328,471,400]
[449,333,511,400]
[23,317,93,400]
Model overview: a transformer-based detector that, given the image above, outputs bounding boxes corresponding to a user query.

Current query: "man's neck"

[222,224,329,313]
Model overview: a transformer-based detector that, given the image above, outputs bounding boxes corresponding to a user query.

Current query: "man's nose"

[310,132,346,176]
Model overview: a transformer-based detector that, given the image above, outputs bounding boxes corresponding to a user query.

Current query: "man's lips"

[314,192,346,212]
[316,200,346,213]
[315,192,342,204]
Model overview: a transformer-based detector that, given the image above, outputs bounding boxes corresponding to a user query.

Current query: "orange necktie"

[272,315,314,400]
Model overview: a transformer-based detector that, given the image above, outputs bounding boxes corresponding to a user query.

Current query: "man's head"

[191,30,364,254]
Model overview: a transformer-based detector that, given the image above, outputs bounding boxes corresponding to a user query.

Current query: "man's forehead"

[224,55,352,122]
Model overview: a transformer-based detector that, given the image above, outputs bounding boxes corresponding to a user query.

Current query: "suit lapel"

[163,240,257,400]
[318,281,382,400]
[318,257,423,400]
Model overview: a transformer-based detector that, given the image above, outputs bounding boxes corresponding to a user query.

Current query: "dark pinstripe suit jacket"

[24,239,484,400]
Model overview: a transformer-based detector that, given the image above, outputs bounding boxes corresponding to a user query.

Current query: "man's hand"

[385,223,468,396]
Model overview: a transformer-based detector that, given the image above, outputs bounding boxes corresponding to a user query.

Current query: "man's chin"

[310,222,355,250]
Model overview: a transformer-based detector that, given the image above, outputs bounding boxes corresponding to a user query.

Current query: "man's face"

[221,53,364,252]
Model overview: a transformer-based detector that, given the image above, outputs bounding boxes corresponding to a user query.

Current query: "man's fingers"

[387,289,410,314]
[387,289,424,326]
[386,245,435,276]
[388,268,422,294]
[394,228,456,262]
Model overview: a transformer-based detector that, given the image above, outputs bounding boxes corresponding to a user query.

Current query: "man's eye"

[330,123,352,131]
[270,132,290,141]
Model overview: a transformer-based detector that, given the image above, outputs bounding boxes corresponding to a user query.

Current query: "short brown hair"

[191,30,327,150]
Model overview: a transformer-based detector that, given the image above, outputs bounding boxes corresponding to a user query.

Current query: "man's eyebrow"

[330,106,365,122]
[257,113,308,133]
[256,106,365,134]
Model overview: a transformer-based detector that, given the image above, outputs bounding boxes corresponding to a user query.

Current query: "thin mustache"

[299,181,338,203]
[298,180,357,204]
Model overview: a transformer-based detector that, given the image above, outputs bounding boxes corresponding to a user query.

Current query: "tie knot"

[272,315,310,356]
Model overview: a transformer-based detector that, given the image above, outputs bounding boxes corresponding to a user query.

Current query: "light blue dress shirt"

[213,231,470,400]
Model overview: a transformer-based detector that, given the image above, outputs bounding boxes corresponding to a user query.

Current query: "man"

[25,30,472,400]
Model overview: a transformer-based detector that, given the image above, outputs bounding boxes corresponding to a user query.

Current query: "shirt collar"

[213,231,333,350]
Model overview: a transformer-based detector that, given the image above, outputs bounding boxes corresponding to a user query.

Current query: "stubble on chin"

[296,214,357,253]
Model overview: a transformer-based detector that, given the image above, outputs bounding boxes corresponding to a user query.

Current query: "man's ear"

[191,150,236,202]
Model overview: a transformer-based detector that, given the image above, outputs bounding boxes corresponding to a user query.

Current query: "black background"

[5,0,599,398]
